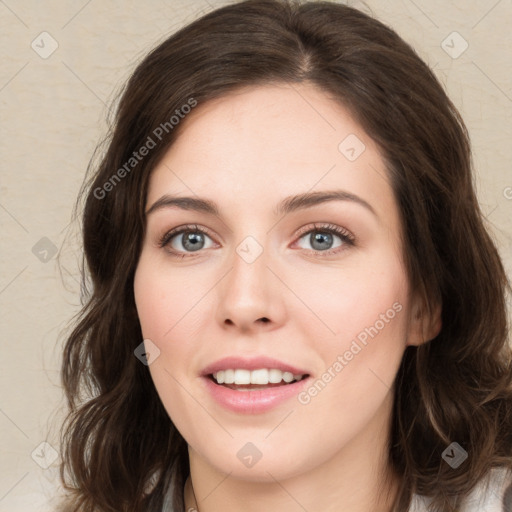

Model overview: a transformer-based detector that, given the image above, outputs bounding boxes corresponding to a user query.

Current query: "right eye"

[159,224,217,257]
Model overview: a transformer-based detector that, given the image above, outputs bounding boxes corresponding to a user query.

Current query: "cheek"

[293,294,406,463]
[285,249,408,342]
[134,255,206,438]
[290,250,409,400]
[134,253,206,343]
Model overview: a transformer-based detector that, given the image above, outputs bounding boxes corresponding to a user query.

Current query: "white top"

[164,467,512,511]
[409,467,512,512]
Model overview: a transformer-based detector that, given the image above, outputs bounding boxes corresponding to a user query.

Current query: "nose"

[215,238,286,333]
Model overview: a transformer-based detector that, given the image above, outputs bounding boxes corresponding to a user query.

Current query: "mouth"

[200,356,312,413]
[201,367,312,414]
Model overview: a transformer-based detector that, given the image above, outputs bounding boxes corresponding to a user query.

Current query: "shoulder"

[461,467,512,512]
[409,467,512,512]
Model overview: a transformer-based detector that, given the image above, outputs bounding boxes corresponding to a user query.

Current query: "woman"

[58,1,512,511]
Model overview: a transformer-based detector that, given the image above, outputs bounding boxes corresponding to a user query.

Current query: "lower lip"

[201,375,310,414]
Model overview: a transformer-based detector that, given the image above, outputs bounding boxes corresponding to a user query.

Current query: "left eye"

[294,224,354,253]
[297,230,343,252]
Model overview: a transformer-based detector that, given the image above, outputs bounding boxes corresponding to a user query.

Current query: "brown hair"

[58,1,512,511]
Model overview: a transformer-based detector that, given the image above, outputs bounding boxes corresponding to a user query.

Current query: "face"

[134,83,429,482]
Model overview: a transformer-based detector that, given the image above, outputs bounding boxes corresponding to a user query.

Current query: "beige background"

[0,0,511,510]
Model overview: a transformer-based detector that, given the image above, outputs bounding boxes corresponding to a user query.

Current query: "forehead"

[166,83,367,170]
[146,83,397,225]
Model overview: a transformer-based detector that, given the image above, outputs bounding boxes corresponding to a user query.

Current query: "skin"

[133,82,441,512]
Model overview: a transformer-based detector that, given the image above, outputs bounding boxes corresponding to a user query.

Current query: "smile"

[202,372,311,414]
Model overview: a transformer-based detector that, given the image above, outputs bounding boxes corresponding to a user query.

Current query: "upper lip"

[201,356,310,377]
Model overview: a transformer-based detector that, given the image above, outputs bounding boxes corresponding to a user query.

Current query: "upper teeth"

[213,369,305,385]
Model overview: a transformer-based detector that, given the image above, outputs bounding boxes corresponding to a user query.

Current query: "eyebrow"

[146,189,377,219]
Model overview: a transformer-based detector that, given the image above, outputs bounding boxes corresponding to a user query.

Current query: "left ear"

[406,293,442,347]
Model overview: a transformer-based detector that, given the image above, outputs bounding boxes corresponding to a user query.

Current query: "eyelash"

[157,222,355,259]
